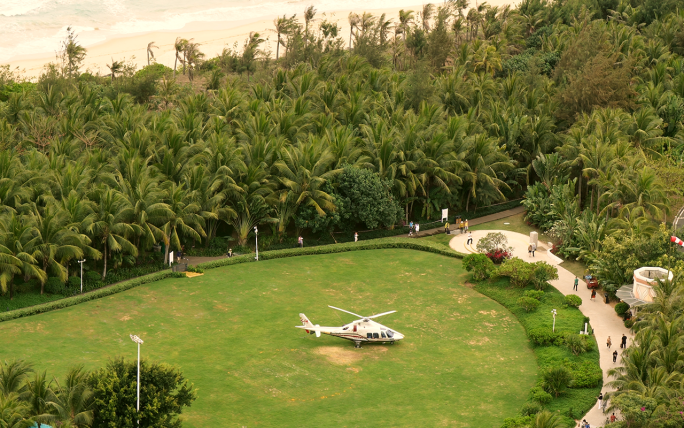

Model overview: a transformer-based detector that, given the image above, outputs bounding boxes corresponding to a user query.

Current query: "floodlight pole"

[254,226,259,261]
[552,309,557,333]
[130,335,144,426]
[78,259,86,293]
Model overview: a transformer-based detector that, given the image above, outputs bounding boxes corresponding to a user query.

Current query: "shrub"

[564,334,591,355]
[44,277,65,295]
[68,276,81,288]
[501,415,533,428]
[499,257,535,287]
[528,328,564,346]
[85,270,101,281]
[463,253,497,281]
[565,361,602,388]
[624,319,635,329]
[486,248,511,264]
[542,366,572,397]
[520,402,542,416]
[186,266,204,274]
[615,302,630,317]
[564,294,582,307]
[523,290,544,300]
[517,296,541,312]
[476,232,513,254]
[529,386,553,405]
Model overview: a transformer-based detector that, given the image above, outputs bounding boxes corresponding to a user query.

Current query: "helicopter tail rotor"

[299,313,315,334]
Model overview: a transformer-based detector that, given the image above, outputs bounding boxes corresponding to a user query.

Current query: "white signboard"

[441,208,449,222]
[169,251,174,266]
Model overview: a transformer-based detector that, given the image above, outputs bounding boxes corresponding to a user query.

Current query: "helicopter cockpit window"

[386,330,394,338]
[372,333,379,339]
[367,333,372,339]
[343,327,349,330]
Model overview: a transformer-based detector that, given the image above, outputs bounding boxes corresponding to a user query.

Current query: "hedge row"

[0,238,465,324]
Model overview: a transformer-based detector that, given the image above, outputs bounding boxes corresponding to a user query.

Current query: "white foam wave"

[0,25,106,63]
[0,0,52,16]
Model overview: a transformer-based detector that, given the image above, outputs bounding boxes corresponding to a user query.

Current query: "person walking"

[354,232,358,242]
[610,413,616,423]
[607,336,612,348]
[528,244,532,257]
[613,350,618,363]
[591,289,597,300]
[460,219,464,233]
[415,223,420,235]
[466,232,473,245]
[597,392,603,409]
[408,221,414,236]
[298,236,303,248]
[621,334,627,349]
[573,276,579,291]
[444,222,450,235]
[531,243,536,257]
[464,219,469,231]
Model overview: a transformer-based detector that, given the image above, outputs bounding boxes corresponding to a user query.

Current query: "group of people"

[527,243,537,257]
[408,221,420,236]
[444,219,469,235]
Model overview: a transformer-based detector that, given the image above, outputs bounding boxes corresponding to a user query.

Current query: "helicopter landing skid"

[354,341,362,349]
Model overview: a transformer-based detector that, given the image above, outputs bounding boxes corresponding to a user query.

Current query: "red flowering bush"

[486,248,511,264]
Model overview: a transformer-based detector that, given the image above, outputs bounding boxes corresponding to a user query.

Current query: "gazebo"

[616,266,673,309]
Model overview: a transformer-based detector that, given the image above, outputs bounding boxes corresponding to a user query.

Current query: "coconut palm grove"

[2,0,684,427]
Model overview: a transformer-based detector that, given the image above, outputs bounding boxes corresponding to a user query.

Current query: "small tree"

[88,358,196,427]
[463,253,497,281]
[239,32,265,81]
[476,232,513,254]
[531,262,558,290]
[58,26,86,78]
[565,294,582,307]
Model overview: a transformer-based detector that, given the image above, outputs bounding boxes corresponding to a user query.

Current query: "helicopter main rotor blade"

[367,310,397,319]
[328,305,365,319]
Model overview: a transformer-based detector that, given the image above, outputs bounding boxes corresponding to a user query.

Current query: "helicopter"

[296,306,404,348]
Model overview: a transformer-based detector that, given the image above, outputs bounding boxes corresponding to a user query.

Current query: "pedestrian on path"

[415,223,420,235]
[613,350,618,363]
[298,236,303,248]
[460,219,464,232]
[610,413,616,423]
[444,222,450,235]
[573,276,579,291]
[607,336,612,348]
[408,221,414,236]
[464,219,469,231]
[621,334,627,349]
[528,244,532,257]
[354,232,358,242]
[591,289,597,300]
[532,243,536,257]
[598,392,604,409]
[466,232,473,245]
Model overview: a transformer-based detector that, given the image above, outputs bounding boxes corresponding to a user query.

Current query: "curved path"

[450,230,631,427]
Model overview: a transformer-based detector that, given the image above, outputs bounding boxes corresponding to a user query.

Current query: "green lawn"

[0,249,537,428]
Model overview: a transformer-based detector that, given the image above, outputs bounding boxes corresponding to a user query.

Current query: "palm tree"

[49,366,94,428]
[146,41,158,65]
[460,133,514,212]
[84,189,137,279]
[348,13,360,50]
[106,58,123,82]
[304,6,317,48]
[25,371,54,428]
[173,38,189,78]
[273,15,291,60]
[0,214,46,299]
[184,42,205,81]
[0,360,33,399]
[420,3,434,32]
[532,410,563,428]
[158,184,207,264]
[24,206,89,293]
[0,392,33,428]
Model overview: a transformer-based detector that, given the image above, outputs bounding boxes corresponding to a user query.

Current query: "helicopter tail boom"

[299,314,321,337]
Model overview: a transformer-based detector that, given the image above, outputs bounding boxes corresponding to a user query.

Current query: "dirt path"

[450,230,630,427]
[401,205,526,238]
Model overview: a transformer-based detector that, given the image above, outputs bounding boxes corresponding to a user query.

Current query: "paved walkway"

[450,230,631,427]
[401,205,526,238]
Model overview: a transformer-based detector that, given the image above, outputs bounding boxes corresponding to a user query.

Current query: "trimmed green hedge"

[0,238,465,324]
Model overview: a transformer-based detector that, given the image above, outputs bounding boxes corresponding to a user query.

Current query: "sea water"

[0,0,422,63]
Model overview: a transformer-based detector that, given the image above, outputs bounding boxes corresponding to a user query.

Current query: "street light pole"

[130,334,144,426]
[552,309,557,333]
[78,259,86,294]
[254,226,259,261]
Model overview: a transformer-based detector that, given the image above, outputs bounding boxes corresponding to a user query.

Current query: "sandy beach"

[3,1,516,79]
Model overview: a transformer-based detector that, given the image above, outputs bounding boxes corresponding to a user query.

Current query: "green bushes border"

[0,238,464,324]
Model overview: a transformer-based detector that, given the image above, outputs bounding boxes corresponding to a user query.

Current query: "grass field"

[0,249,537,427]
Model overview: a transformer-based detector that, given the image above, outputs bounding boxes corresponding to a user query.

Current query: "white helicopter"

[296,306,404,348]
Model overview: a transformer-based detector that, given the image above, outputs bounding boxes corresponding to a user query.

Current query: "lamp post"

[130,334,144,426]
[551,309,557,333]
[254,226,259,261]
[77,259,86,294]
